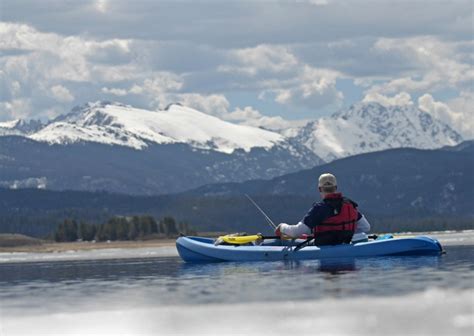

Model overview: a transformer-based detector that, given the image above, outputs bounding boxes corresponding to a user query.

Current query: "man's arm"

[355,214,371,233]
[278,222,312,238]
[276,203,331,238]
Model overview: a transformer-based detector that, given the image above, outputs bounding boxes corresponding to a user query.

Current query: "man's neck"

[322,192,342,199]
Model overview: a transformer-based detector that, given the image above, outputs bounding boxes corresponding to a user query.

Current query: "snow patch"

[0,119,20,129]
[290,102,463,161]
[30,102,284,154]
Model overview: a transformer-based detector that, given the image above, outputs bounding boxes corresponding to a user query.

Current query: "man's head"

[318,173,337,195]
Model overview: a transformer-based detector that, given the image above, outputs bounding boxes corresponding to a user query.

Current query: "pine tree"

[161,217,178,237]
[54,222,66,242]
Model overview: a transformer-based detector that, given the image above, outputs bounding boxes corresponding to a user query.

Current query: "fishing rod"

[244,194,277,230]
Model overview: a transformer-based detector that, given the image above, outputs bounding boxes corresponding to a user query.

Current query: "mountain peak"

[30,101,285,153]
[164,102,183,111]
[0,119,21,129]
[290,101,463,161]
[335,101,417,120]
[0,118,43,136]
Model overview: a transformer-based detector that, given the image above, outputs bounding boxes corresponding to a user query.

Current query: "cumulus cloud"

[0,22,140,120]
[0,1,472,137]
[363,92,413,106]
[364,37,473,95]
[225,106,307,131]
[50,85,74,102]
[418,93,473,138]
[261,66,344,109]
[170,94,230,117]
[221,45,344,109]
[220,45,298,76]
[101,87,128,96]
[362,91,473,138]
[0,99,32,120]
[124,72,184,108]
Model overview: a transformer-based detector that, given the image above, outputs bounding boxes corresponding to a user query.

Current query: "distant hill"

[189,142,474,213]
[1,142,472,237]
[0,135,319,195]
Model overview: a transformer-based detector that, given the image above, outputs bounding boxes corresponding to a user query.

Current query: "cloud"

[0,23,139,119]
[362,91,473,139]
[50,85,74,102]
[363,37,473,95]
[0,1,472,136]
[0,99,32,120]
[172,94,230,117]
[2,1,471,46]
[363,92,413,106]
[127,73,184,97]
[101,87,128,96]
[221,45,344,109]
[95,0,108,13]
[225,106,307,131]
[220,45,298,76]
[261,66,344,109]
[418,93,473,138]
[0,23,135,83]
[308,0,330,5]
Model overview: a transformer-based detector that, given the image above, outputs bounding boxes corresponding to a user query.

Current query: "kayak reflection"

[178,254,441,278]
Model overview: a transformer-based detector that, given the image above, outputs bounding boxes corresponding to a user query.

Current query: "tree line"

[54,215,195,242]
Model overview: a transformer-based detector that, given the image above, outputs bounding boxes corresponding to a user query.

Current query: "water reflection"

[177,254,442,278]
[0,257,182,284]
[0,246,471,309]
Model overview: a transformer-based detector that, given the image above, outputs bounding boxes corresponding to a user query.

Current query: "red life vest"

[313,193,358,236]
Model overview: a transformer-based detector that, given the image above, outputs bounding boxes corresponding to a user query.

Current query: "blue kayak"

[176,235,443,263]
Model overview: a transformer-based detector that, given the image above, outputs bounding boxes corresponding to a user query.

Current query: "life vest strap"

[316,220,356,227]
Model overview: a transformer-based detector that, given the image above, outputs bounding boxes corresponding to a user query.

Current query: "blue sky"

[0,0,472,135]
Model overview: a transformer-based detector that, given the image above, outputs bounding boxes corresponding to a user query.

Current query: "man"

[275,173,371,245]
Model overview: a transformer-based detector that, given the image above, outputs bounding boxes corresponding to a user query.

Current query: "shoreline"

[0,236,176,253]
[1,229,473,254]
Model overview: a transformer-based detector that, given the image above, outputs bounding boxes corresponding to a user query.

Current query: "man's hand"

[275,223,287,237]
[274,223,282,236]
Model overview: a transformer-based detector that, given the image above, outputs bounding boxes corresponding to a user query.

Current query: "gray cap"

[318,173,337,188]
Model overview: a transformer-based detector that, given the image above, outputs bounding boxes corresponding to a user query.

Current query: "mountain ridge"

[0,134,321,194]
[1,100,464,162]
[30,101,290,154]
[287,102,463,161]
[1,142,472,237]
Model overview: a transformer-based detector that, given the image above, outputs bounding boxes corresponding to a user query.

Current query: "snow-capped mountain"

[0,102,321,194]
[287,102,463,161]
[0,100,465,194]
[31,101,287,154]
[0,119,43,136]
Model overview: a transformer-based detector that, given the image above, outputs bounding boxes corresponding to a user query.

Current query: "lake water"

[1,231,473,335]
